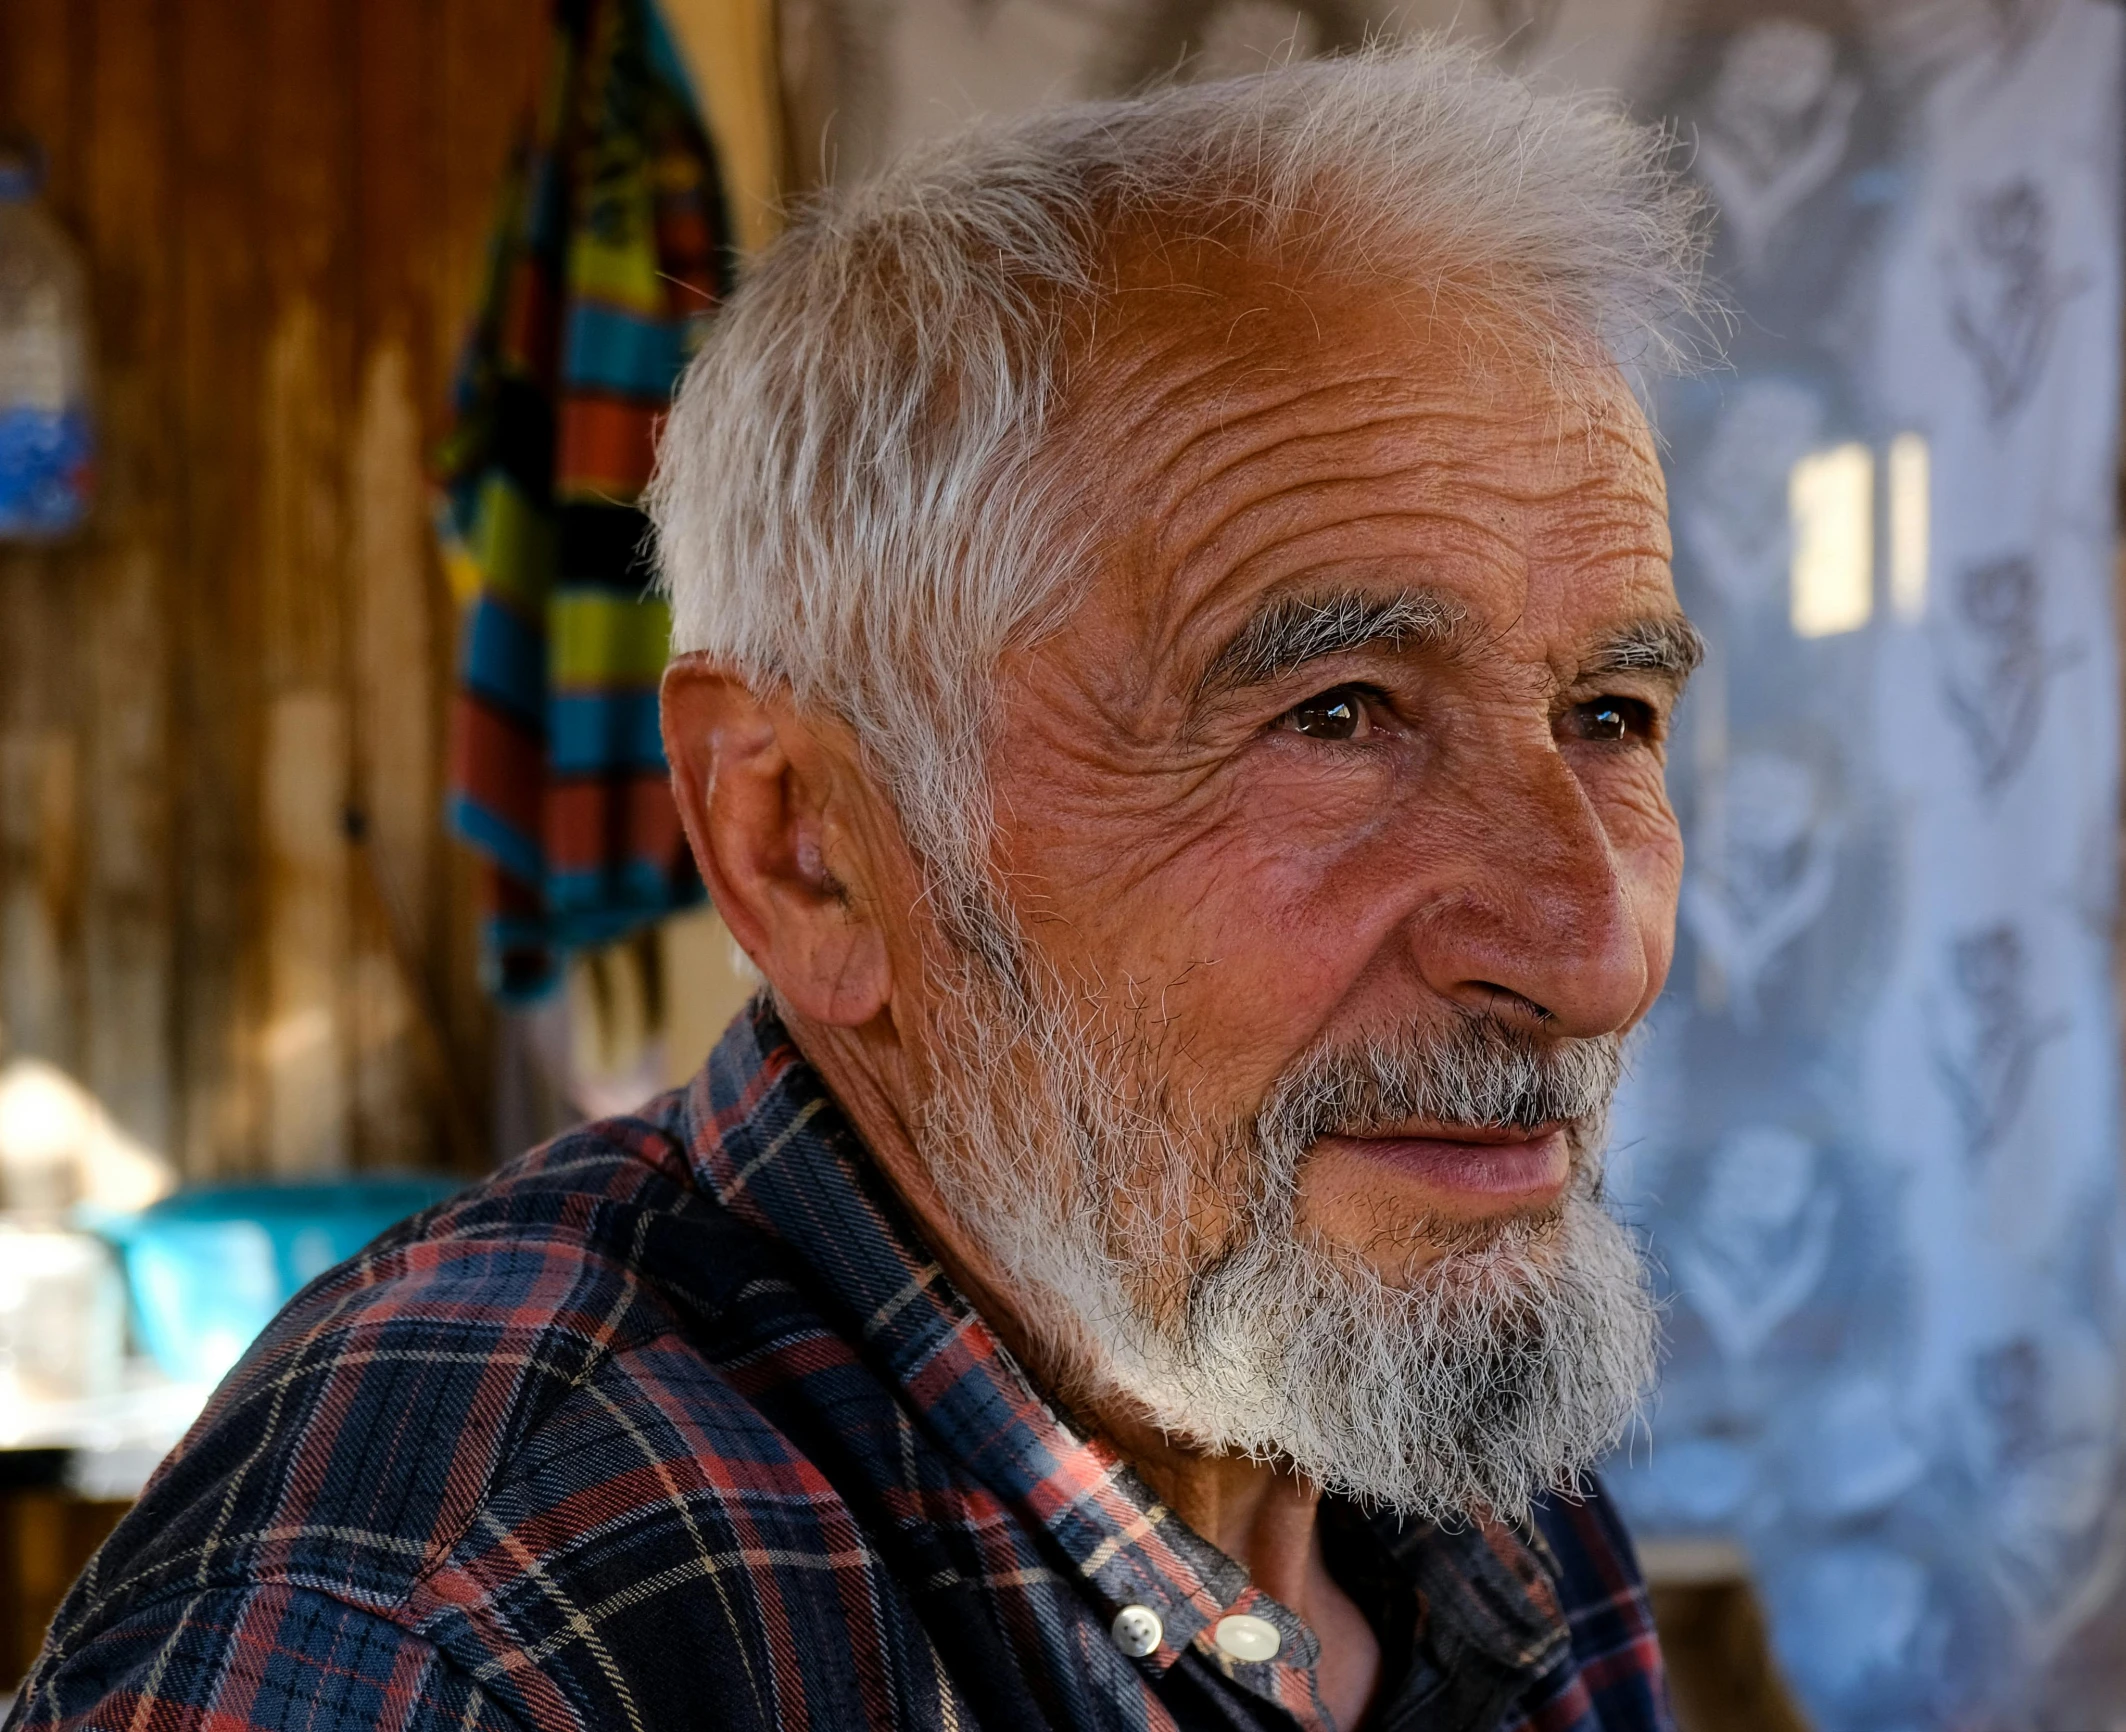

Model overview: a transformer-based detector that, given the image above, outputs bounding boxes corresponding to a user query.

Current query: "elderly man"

[12,41,1704,1732]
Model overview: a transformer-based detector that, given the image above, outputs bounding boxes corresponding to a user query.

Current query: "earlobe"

[660,658,894,1028]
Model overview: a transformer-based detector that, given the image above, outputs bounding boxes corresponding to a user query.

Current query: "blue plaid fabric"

[8,1001,1673,1732]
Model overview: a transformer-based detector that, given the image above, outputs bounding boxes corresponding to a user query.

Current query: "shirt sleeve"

[7,1582,535,1732]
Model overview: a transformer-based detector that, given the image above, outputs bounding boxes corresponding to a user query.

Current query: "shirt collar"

[679,999,1568,1699]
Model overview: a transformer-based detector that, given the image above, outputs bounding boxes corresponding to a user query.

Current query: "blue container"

[96,1177,462,1384]
[0,145,97,541]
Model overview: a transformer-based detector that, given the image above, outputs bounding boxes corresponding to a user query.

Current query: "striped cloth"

[439,0,730,1000]
[8,1001,1674,1732]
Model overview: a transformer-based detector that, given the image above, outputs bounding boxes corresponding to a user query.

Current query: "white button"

[1110,1603,1163,1658]
[1213,1613,1282,1662]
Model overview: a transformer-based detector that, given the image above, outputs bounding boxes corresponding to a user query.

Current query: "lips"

[1317,1123,1572,1209]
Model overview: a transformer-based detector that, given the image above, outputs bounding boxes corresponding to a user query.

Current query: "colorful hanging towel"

[439,0,730,1001]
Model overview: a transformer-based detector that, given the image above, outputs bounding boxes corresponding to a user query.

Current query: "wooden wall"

[0,0,549,1177]
[1,1483,127,1690]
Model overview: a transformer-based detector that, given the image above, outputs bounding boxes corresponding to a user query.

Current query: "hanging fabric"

[438,0,731,1001]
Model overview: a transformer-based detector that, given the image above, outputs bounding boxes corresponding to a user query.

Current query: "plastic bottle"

[0,138,93,540]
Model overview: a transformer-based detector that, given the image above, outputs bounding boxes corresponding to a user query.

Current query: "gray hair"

[649,40,1704,909]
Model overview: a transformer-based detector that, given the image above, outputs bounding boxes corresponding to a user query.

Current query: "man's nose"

[1401,742,1651,1039]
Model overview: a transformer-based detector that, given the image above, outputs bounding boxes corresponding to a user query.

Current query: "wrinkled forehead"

[1066,227,1650,428]
[1038,248,1670,666]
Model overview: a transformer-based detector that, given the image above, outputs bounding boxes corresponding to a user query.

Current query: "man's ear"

[661,655,893,1027]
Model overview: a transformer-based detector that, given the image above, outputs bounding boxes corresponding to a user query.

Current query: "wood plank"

[416,0,502,1168]
[258,687,351,1174]
[0,1491,129,1690]
[76,0,177,1155]
[348,0,445,1167]
[0,0,89,1083]
[433,0,545,1154]
[0,1486,68,1689]
[172,0,266,1176]
[0,0,86,207]
[433,0,546,402]
[0,578,83,1075]
[256,0,358,1175]
[348,340,444,1164]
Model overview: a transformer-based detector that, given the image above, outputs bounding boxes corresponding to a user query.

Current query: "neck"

[783,1005,1382,1727]
[1098,1409,1337,1611]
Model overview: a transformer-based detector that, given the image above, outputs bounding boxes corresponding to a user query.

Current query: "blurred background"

[0,1,2121,1726]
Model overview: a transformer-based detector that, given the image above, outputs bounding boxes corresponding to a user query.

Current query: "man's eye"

[1566,697,1656,744]
[1275,686,1372,741]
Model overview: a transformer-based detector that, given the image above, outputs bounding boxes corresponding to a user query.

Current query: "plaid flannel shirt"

[10,1001,1673,1732]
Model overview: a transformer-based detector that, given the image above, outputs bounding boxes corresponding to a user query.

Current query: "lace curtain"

[1597,7,2126,1726]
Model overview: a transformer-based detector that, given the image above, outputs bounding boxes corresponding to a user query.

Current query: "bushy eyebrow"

[1196,588,1469,697]
[1581,614,1706,687]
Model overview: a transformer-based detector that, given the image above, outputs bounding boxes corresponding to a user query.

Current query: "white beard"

[911,923,1658,1524]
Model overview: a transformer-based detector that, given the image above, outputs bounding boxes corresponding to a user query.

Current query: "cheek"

[1021,756,1450,1085]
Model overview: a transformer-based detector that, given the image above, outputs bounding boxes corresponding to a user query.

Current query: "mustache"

[1258,1016,1626,1149]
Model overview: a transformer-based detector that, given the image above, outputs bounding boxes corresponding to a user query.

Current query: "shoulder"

[400,1320,872,1731]
[35,1102,769,1672]
[27,1100,935,1730]
[393,1190,961,1730]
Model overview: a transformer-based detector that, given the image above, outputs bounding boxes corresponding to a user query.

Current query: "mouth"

[1316,1121,1573,1213]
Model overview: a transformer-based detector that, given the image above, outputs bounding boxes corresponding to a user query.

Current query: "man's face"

[990,272,1684,1258]
[899,263,1687,1515]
